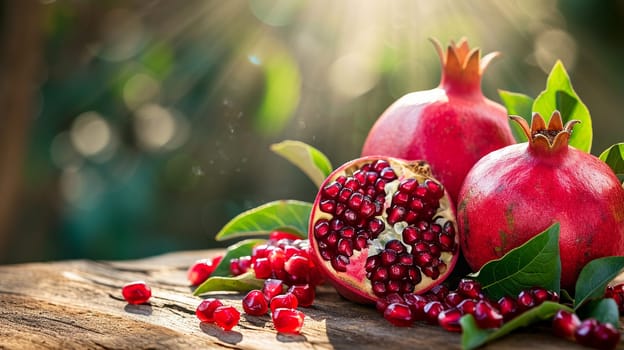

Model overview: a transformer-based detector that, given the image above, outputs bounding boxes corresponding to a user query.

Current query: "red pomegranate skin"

[362,39,515,202]
[458,112,624,291]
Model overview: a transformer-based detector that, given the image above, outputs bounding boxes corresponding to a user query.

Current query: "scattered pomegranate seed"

[270,293,298,313]
[242,290,269,316]
[263,279,284,300]
[473,300,503,329]
[423,301,445,325]
[213,305,240,331]
[552,310,580,341]
[605,283,624,313]
[438,308,463,332]
[269,231,302,241]
[384,303,413,327]
[187,257,221,286]
[272,308,305,334]
[121,281,152,305]
[196,298,224,323]
[287,284,315,307]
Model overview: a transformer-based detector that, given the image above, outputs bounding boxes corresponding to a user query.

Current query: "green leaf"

[193,271,265,296]
[461,302,573,350]
[215,200,312,241]
[472,223,561,300]
[210,238,266,277]
[498,90,533,143]
[578,298,620,327]
[270,140,333,187]
[532,61,592,152]
[599,143,624,177]
[574,256,624,309]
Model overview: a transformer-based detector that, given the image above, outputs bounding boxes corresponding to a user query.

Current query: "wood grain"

[0,250,614,349]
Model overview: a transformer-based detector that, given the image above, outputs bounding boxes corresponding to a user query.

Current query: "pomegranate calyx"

[431,37,497,94]
[510,111,581,153]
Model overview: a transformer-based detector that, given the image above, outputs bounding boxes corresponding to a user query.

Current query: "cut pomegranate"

[459,111,624,290]
[362,38,514,202]
[196,298,224,323]
[242,290,268,316]
[212,305,240,331]
[309,157,458,304]
[270,293,298,313]
[121,281,152,305]
[272,308,305,334]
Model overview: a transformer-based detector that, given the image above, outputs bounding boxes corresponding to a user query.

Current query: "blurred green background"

[1,0,623,264]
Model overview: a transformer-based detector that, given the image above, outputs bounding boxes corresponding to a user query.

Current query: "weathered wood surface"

[0,250,618,349]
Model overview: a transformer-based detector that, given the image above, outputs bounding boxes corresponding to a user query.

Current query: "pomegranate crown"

[431,37,498,93]
[510,111,580,151]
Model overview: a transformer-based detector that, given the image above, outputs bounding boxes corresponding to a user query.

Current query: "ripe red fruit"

[383,303,413,327]
[458,112,624,290]
[242,290,269,316]
[196,298,224,323]
[269,231,302,241]
[187,256,221,286]
[287,284,315,307]
[272,308,305,334]
[212,305,240,331]
[361,38,514,202]
[308,156,458,304]
[270,293,298,313]
[121,281,152,305]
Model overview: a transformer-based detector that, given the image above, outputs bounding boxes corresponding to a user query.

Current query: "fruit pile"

[117,38,624,349]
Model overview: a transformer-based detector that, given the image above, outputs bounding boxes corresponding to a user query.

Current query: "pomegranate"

[361,38,515,202]
[458,111,624,290]
[308,156,458,304]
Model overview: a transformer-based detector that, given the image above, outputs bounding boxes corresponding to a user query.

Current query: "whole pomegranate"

[458,111,624,290]
[361,38,515,202]
[308,156,458,304]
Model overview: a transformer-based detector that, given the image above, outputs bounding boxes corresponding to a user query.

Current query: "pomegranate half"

[308,156,458,304]
[361,38,515,202]
[458,111,624,291]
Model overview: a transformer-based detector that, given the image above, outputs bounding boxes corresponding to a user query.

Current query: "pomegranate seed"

[272,308,305,334]
[517,290,535,311]
[605,283,624,313]
[213,305,240,331]
[242,290,269,316]
[187,258,219,286]
[438,308,463,332]
[403,294,429,321]
[457,279,482,299]
[313,220,330,239]
[473,300,503,329]
[270,293,298,313]
[457,299,477,314]
[365,255,381,272]
[592,322,621,350]
[552,310,580,341]
[263,279,284,300]
[288,284,315,307]
[424,301,445,325]
[253,257,272,279]
[196,298,224,322]
[387,206,406,225]
[530,287,550,304]
[268,249,286,272]
[284,255,310,280]
[380,167,397,180]
[384,303,413,327]
[269,231,301,241]
[497,295,519,321]
[331,255,349,272]
[319,199,336,214]
[398,178,418,193]
[444,292,464,308]
[121,281,152,305]
[380,249,398,266]
[575,319,599,347]
[322,181,342,198]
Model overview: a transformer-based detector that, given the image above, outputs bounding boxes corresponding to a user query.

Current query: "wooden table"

[0,249,617,349]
